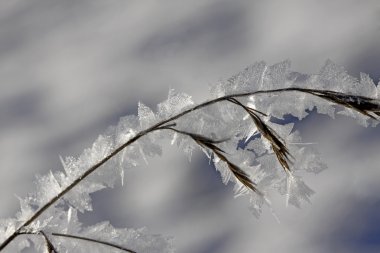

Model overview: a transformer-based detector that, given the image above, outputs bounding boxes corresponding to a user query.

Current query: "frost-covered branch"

[1,60,379,252]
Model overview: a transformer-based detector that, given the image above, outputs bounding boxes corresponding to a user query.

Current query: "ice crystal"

[157,89,194,118]
[138,102,156,129]
[283,174,315,208]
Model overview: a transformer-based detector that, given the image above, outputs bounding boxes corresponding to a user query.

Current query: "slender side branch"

[1,87,379,251]
[160,126,262,195]
[51,233,137,253]
[40,231,58,253]
[17,231,136,253]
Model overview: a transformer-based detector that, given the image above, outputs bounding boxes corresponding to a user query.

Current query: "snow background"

[0,0,380,252]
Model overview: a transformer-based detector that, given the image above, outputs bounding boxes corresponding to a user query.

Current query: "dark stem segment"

[40,231,58,253]
[1,87,378,251]
[52,232,137,253]
[17,231,136,253]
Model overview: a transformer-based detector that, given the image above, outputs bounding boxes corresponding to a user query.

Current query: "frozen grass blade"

[227,97,293,173]
[160,125,262,195]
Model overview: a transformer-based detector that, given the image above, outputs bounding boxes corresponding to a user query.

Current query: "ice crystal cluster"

[0,60,379,252]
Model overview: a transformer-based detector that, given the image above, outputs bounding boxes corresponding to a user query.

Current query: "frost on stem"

[1,60,379,252]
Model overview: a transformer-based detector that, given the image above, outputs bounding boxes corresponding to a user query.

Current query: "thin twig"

[17,231,136,253]
[39,231,59,253]
[160,126,262,195]
[51,233,137,253]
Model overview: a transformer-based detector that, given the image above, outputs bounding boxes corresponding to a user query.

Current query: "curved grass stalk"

[1,87,379,251]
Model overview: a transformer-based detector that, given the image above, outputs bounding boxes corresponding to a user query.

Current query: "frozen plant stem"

[0,87,379,251]
[18,231,136,253]
[39,231,58,253]
[157,125,263,195]
[227,97,293,173]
